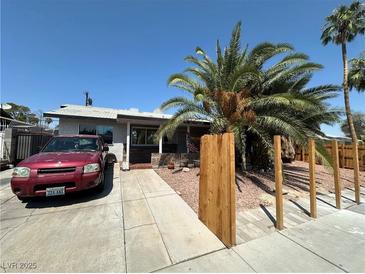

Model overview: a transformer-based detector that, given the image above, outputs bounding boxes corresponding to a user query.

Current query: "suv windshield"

[42,137,100,152]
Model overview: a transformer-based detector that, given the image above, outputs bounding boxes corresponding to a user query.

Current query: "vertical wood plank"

[353,142,360,204]
[212,135,221,237]
[227,133,236,246]
[308,139,317,218]
[220,134,228,245]
[274,135,284,230]
[207,135,218,234]
[360,147,365,171]
[221,134,227,238]
[199,135,208,223]
[230,133,236,245]
[198,133,236,247]
[331,140,341,209]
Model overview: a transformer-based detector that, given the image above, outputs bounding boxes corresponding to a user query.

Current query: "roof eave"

[43,112,116,120]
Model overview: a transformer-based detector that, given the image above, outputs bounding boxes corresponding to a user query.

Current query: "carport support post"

[126,122,130,170]
[159,137,162,154]
[274,135,284,230]
[308,138,317,218]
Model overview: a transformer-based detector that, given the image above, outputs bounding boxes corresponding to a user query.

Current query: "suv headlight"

[83,163,100,173]
[12,167,31,178]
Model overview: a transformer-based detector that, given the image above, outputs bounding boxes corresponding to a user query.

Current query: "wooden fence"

[275,138,361,228]
[199,133,236,247]
[295,143,365,171]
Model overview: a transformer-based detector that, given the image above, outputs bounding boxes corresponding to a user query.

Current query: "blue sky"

[1,0,364,136]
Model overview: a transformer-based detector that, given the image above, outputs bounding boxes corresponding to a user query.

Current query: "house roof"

[0,107,34,126]
[43,104,174,120]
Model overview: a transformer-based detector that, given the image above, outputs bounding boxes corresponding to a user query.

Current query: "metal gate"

[16,134,52,163]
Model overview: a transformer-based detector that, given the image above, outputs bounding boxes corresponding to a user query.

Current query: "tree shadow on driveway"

[23,164,115,209]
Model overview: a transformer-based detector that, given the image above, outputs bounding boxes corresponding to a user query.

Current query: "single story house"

[44,104,209,169]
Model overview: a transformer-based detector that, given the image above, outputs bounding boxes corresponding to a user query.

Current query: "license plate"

[46,186,65,196]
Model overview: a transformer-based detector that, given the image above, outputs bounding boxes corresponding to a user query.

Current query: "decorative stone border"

[151,153,199,168]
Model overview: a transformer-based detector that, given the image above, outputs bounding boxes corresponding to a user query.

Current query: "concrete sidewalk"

[122,169,365,273]
[156,206,365,273]
[236,186,365,245]
[121,169,226,272]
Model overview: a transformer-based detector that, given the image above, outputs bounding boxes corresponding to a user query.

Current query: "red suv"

[11,135,109,201]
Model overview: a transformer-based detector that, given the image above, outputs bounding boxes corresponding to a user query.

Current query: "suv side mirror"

[103,145,109,152]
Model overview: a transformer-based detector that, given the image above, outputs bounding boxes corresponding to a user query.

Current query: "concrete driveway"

[0,164,125,273]
[0,165,226,273]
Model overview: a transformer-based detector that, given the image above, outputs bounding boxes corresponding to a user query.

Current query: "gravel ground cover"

[155,160,365,214]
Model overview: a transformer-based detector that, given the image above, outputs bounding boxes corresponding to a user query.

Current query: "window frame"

[78,124,114,145]
[131,126,159,147]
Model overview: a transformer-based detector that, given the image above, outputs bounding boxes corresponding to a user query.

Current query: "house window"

[79,124,96,135]
[96,125,113,144]
[79,124,113,144]
[131,127,158,145]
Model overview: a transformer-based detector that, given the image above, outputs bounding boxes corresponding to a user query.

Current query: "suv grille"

[38,167,76,174]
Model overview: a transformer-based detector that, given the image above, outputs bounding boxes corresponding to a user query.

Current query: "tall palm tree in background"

[157,22,340,171]
[321,1,365,144]
[349,51,365,91]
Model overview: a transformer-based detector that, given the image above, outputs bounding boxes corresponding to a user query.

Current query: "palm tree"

[157,23,339,170]
[341,112,365,141]
[349,51,365,91]
[157,22,340,170]
[321,1,365,143]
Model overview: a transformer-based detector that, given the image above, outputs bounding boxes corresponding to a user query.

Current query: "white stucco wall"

[58,117,126,161]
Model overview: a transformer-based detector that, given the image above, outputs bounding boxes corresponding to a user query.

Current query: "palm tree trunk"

[342,42,358,143]
[240,130,247,172]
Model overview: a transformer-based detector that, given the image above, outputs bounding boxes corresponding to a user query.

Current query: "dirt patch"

[155,161,365,214]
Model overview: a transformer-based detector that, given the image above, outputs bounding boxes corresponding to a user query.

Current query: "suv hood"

[18,152,100,169]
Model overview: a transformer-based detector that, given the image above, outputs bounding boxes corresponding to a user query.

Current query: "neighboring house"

[1,107,35,167]
[44,104,209,169]
[0,108,32,131]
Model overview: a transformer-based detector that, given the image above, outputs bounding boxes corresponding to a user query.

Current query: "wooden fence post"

[341,143,345,168]
[331,140,341,209]
[274,135,284,230]
[199,133,236,247]
[308,139,317,218]
[353,142,360,204]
